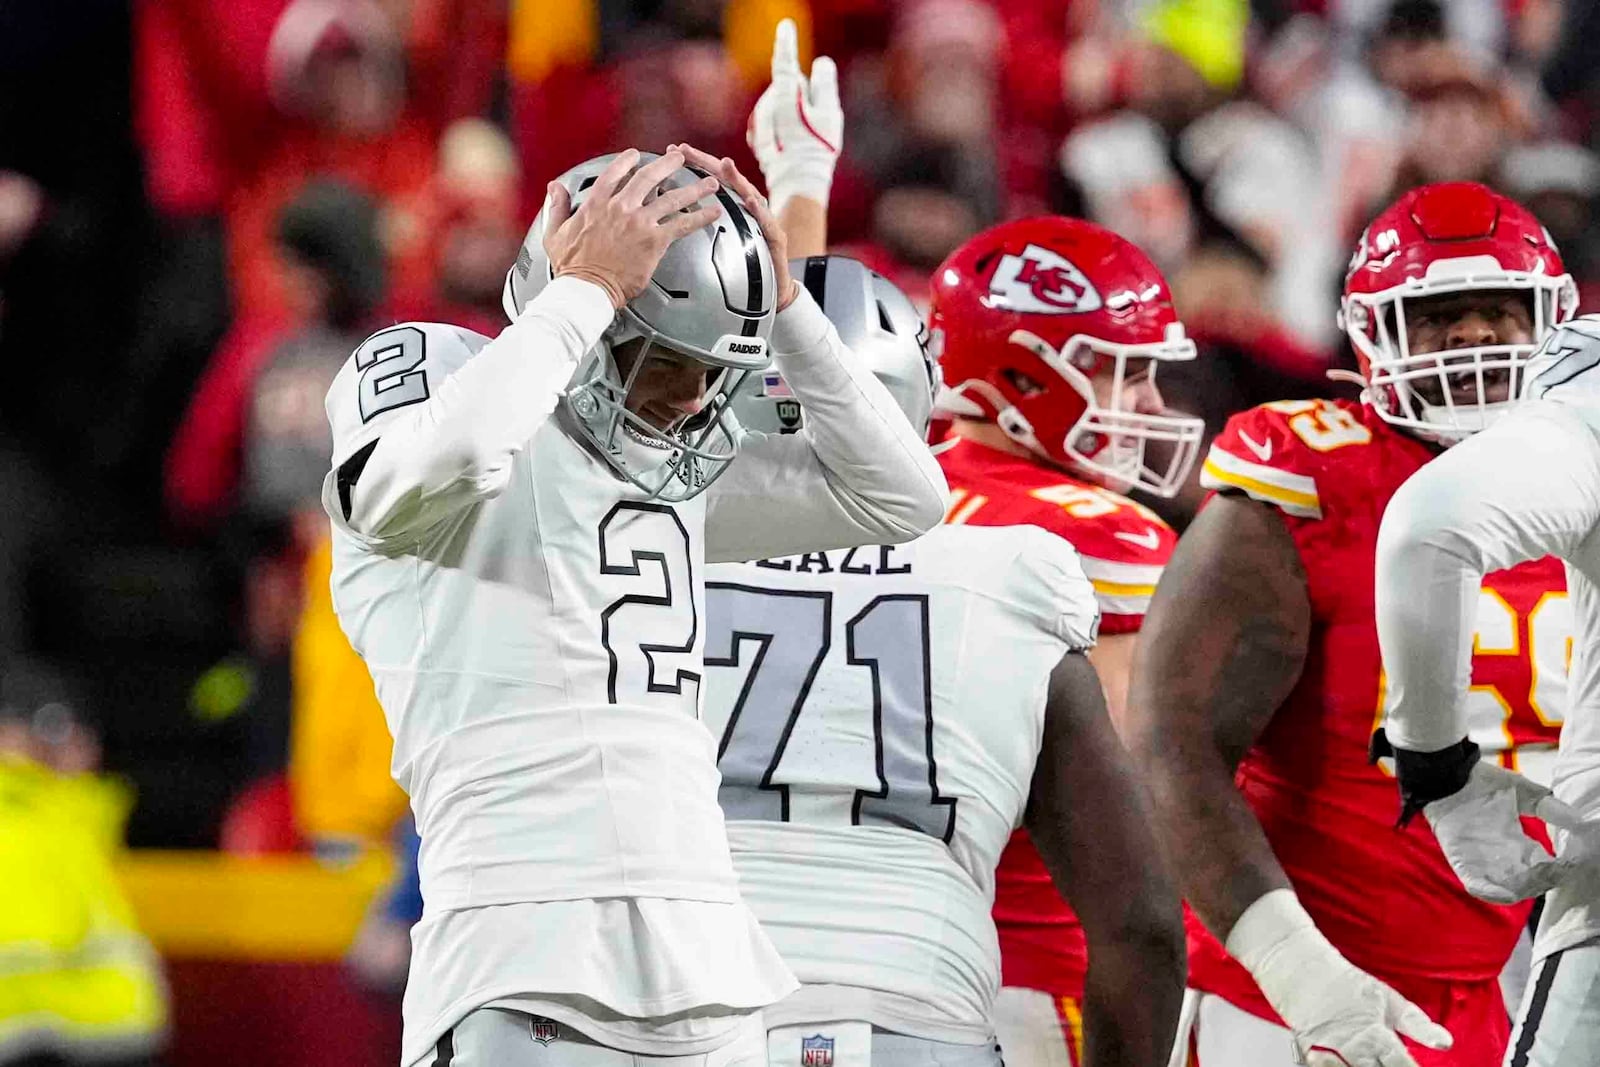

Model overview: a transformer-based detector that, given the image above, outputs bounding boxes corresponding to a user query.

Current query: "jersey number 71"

[705,583,957,842]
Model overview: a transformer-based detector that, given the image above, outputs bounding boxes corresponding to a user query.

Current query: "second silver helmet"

[735,255,938,436]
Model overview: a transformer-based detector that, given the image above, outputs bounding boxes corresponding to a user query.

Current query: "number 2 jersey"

[1190,398,1571,1024]
[703,525,1100,1042]
[937,436,1177,998]
[319,279,948,1064]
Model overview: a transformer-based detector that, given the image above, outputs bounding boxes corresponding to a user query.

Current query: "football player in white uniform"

[1374,315,1600,1066]
[320,144,948,1067]
[703,255,1185,1067]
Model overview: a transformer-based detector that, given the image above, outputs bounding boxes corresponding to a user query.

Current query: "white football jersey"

[321,278,949,1064]
[1378,315,1600,962]
[324,302,738,915]
[703,524,1099,1043]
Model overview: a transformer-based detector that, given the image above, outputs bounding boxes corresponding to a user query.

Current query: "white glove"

[1423,759,1589,904]
[747,18,842,215]
[1227,890,1452,1067]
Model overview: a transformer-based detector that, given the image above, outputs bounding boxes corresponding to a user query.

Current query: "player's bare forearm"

[1027,652,1184,1065]
[1126,493,1310,939]
[779,196,827,259]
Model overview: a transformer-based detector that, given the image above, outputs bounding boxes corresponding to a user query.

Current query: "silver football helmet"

[503,151,777,501]
[734,255,938,436]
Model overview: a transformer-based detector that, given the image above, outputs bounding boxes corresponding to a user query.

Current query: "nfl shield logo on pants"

[530,1018,559,1045]
[801,1034,834,1067]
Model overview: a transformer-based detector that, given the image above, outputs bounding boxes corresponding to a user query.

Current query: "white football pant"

[1505,937,1600,1067]
[1180,991,1300,1067]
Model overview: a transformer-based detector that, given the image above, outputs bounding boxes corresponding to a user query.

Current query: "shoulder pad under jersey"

[1201,399,1378,521]
[1007,479,1174,623]
[930,524,1101,650]
[325,321,493,468]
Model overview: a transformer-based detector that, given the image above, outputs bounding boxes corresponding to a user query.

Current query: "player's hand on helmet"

[670,144,800,311]
[1422,759,1592,904]
[543,148,721,310]
[1230,891,1451,1067]
[746,18,841,215]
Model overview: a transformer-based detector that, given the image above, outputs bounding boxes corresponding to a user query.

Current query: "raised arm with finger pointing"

[747,18,841,258]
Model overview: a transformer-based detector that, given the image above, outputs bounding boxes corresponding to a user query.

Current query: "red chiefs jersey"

[1189,399,1570,1026]
[938,437,1177,996]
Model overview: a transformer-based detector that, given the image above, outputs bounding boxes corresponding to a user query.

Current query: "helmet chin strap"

[996,404,1042,453]
[1410,399,1510,447]
[941,378,1053,459]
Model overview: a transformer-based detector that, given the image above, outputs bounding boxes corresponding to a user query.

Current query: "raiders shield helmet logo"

[986,243,1102,315]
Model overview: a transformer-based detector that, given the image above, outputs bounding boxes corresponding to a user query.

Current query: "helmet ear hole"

[1002,368,1047,398]
[997,405,1034,440]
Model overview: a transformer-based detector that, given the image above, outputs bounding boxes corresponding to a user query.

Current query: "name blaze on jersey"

[1191,399,1571,1025]
[936,438,1177,997]
[702,526,1100,1042]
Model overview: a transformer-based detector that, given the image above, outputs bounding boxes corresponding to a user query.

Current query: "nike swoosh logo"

[1237,429,1273,462]
[1114,528,1162,551]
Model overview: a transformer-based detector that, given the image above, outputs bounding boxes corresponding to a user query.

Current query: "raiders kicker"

[320,150,947,1067]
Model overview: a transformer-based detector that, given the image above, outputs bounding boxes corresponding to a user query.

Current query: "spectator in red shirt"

[135,0,503,324]
[165,179,386,534]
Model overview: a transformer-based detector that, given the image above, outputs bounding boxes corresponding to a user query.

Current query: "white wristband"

[766,171,834,218]
[1224,888,1318,967]
[1225,889,1350,1021]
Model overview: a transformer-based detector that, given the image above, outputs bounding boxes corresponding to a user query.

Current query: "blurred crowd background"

[4,0,1600,1062]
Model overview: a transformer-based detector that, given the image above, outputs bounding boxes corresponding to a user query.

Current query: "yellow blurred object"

[506,0,811,92]
[288,536,409,847]
[508,0,599,84]
[187,656,254,724]
[117,850,395,961]
[1141,0,1250,92]
[726,0,813,90]
[0,756,166,1056]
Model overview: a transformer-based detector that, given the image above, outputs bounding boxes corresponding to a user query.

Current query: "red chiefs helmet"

[929,217,1203,496]
[1341,181,1577,443]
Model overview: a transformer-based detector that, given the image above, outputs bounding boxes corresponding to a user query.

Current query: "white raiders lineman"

[1373,314,1600,1066]
[320,144,948,1067]
[702,255,1186,1067]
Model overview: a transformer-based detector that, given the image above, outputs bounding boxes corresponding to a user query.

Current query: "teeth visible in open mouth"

[623,421,674,450]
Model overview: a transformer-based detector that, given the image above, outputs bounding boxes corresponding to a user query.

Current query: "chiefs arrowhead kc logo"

[986,244,1103,315]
